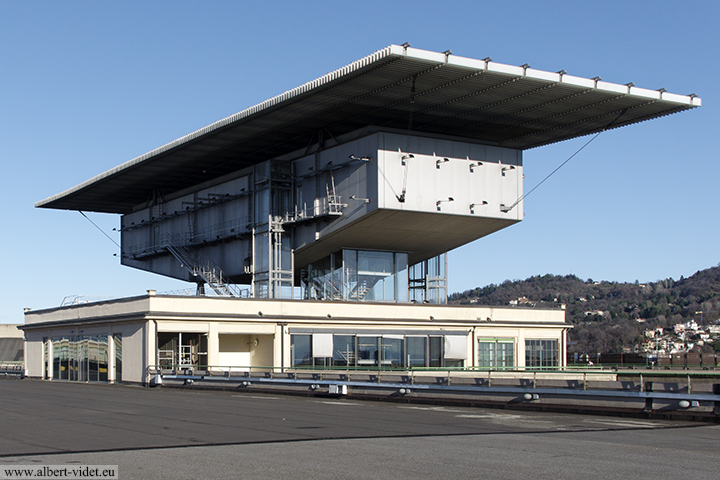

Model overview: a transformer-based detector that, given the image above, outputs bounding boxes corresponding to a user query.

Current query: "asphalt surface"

[0,379,718,479]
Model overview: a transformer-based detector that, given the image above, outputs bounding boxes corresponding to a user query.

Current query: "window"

[333,335,355,367]
[478,339,515,369]
[50,335,113,383]
[406,337,427,367]
[357,336,379,366]
[289,333,469,369]
[114,334,122,383]
[291,335,312,366]
[525,339,558,368]
[381,336,404,368]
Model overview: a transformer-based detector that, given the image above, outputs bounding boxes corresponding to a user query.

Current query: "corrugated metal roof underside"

[37,45,700,214]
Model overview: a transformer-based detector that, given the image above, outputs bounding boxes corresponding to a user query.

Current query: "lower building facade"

[22,291,569,385]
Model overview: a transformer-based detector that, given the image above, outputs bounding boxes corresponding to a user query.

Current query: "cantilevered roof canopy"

[38,44,700,214]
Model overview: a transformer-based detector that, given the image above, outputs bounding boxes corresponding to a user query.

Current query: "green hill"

[449,264,720,354]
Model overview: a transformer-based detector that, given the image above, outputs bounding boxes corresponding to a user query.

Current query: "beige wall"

[22,294,568,381]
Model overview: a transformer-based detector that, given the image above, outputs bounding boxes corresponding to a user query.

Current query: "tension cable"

[502,109,628,213]
[79,211,121,249]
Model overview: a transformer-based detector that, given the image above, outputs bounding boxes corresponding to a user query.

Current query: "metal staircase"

[348,281,370,301]
[165,236,243,297]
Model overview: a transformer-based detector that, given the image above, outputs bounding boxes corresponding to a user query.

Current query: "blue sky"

[1,1,717,323]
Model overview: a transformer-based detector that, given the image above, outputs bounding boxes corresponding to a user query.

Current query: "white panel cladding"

[377,132,523,221]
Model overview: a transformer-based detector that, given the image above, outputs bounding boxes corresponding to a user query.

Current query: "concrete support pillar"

[107,332,116,384]
[144,321,157,385]
[207,322,219,369]
[273,324,284,372]
[46,338,53,380]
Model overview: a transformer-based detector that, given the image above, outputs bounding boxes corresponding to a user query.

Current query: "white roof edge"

[36,45,701,208]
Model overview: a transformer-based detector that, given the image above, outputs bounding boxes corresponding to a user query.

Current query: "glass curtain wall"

[51,335,115,383]
[409,254,447,304]
[525,339,558,368]
[290,334,464,368]
[303,249,408,302]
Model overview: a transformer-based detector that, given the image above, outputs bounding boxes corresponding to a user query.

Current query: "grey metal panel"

[0,338,24,362]
[37,45,699,214]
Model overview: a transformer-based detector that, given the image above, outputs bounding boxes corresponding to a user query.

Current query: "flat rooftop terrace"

[0,379,717,480]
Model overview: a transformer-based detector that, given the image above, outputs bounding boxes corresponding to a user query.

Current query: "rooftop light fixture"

[349,155,370,162]
[400,153,414,166]
[501,165,515,176]
[436,157,450,169]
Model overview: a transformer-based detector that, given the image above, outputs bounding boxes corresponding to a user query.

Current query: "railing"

[125,217,251,258]
[282,196,345,224]
[61,295,115,306]
[148,364,720,416]
[0,362,24,377]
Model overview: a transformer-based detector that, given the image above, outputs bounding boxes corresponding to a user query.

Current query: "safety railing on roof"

[148,363,720,416]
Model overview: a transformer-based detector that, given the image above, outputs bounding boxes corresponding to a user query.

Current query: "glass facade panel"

[429,337,443,367]
[306,249,409,303]
[287,333,485,369]
[50,335,116,383]
[291,335,312,366]
[333,335,355,367]
[381,337,403,368]
[525,339,558,368]
[114,335,122,383]
[478,339,515,368]
[343,250,358,301]
[357,336,379,366]
[395,253,408,303]
[406,337,427,367]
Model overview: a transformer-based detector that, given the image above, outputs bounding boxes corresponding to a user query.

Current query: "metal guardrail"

[0,363,24,377]
[149,364,720,415]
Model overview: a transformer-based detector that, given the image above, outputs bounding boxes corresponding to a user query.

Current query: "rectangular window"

[291,335,312,366]
[381,336,404,368]
[478,339,515,369]
[406,337,427,367]
[114,334,122,383]
[429,336,443,368]
[357,336,379,366]
[333,335,355,367]
[525,339,558,368]
[51,335,113,383]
